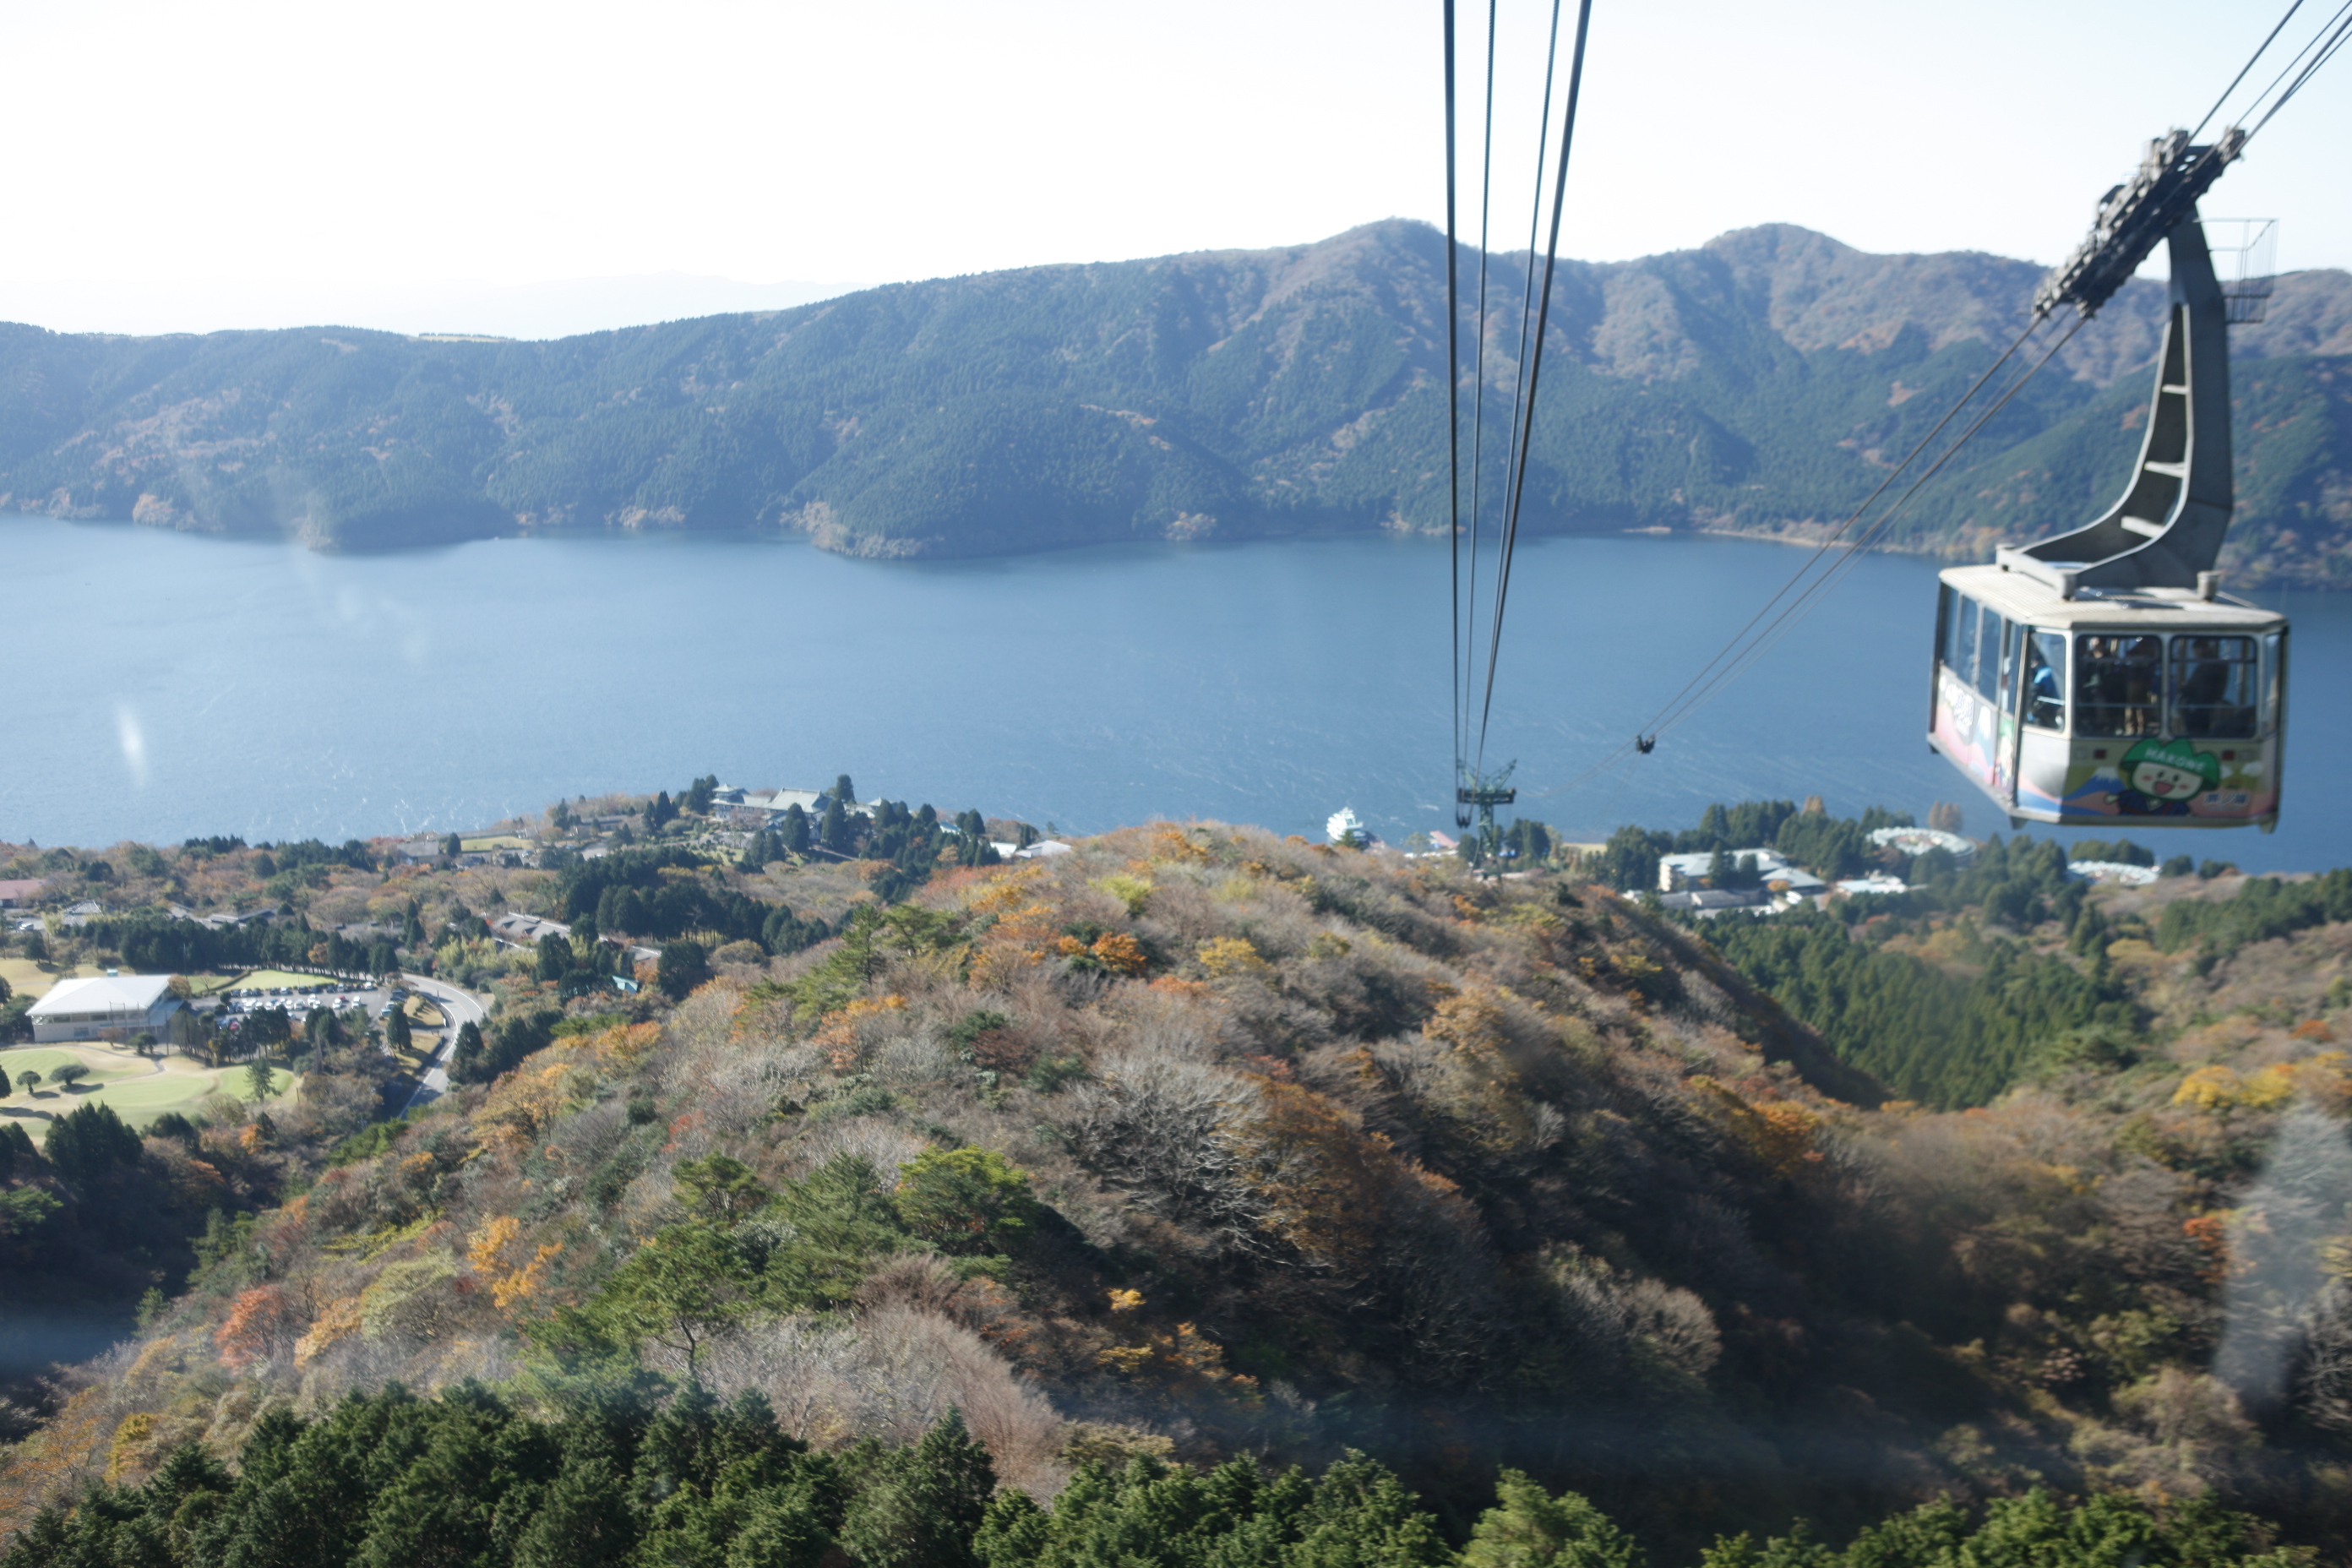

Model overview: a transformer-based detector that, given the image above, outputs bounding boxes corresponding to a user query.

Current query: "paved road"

[396,972,488,1114]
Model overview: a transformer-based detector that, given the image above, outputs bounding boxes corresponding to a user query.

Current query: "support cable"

[2248,0,2352,134]
[1533,308,2083,799]
[1531,0,2341,809]
[1472,0,1592,781]
[1645,310,2091,743]
[1462,2,1502,785]
[1494,0,1565,602]
[1443,0,1465,825]
[2189,0,2306,141]
[1590,311,2050,769]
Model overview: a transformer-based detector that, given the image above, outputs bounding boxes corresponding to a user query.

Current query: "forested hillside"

[3,222,2348,585]
[4,808,2352,1563]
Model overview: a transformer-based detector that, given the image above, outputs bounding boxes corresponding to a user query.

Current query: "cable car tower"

[1928,128,2289,832]
[1457,761,1518,863]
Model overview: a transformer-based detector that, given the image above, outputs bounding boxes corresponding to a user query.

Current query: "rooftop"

[27,973,174,1019]
[1939,563,2286,631]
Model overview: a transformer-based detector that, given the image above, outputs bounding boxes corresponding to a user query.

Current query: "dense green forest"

[2,1388,2307,1568]
[3,222,2346,584]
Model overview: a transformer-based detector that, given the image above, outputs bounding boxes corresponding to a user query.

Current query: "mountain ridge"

[3,220,2348,583]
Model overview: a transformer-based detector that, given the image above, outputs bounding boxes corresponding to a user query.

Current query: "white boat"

[1326,807,1365,845]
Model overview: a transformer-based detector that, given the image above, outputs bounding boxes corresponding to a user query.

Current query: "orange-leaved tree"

[215,1283,308,1369]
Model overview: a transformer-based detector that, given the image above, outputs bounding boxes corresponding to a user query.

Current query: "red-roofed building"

[0,879,47,908]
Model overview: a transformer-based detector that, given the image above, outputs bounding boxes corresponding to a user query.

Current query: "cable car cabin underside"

[1927,148,2290,834]
[1930,564,2284,831]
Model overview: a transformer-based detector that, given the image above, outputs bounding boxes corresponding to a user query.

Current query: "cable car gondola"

[1928,130,2286,833]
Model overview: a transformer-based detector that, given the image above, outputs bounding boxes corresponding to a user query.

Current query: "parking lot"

[206,979,400,1031]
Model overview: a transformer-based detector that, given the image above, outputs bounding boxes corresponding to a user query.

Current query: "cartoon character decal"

[2108,738,2220,816]
[2054,739,2270,822]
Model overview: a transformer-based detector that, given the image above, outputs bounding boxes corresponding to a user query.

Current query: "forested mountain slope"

[5,818,2352,1562]
[3,223,2347,585]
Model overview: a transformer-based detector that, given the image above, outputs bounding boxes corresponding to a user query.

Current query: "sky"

[1,0,2344,338]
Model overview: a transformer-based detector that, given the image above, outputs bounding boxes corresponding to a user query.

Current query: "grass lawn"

[404,996,447,1028]
[0,1046,142,1086]
[461,836,534,852]
[1,1049,294,1138]
[0,959,98,1000]
[227,969,344,994]
[202,1068,295,1107]
[180,973,244,995]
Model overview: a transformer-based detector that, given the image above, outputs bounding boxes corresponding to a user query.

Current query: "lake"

[3,515,2346,874]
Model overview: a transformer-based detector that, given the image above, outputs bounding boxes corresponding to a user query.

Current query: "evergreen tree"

[780,805,811,855]
[512,1452,637,1568]
[451,1020,483,1080]
[835,1409,994,1568]
[658,940,711,1001]
[819,798,853,857]
[1284,1451,1451,1568]
[1461,1470,1647,1568]
[42,1100,143,1185]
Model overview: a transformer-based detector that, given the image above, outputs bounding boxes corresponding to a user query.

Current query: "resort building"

[27,974,180,1043]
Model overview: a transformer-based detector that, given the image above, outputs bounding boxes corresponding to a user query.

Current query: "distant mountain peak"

[1,220,2346,586]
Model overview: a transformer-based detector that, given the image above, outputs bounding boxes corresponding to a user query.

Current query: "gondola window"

[2170,634,2259,738]
[2074,634,2164,738]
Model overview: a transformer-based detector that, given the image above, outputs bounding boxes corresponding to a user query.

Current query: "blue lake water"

[3,514,2346,874]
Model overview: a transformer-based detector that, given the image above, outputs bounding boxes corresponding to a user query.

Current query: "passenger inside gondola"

[2022,630,2066,730]
[2074,634,2164,738]
[2171,635,2257,738]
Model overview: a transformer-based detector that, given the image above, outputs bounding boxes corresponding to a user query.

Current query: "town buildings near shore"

[27,974,180,1043]
[1657,850,1827,901]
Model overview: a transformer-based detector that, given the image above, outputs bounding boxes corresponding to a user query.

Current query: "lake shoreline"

[13,506,2347,597]
[2,518,2343,873]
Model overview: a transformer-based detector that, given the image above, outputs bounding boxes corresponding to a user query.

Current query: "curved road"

[396,972,488,1114]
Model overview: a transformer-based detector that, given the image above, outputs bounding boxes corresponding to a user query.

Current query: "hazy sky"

[3,0,2344,332]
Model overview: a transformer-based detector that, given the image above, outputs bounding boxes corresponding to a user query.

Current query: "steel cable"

[1462,0,1501,783]
[1527,0,2336,813]
[2190,0,2306,141]
[1645,311,2092,744]
[1458,0,1563,800]
[1531,308,2083,800]
[2247,0,2352,134]
[1472,0,1592,782]
[1443,0,1465,824]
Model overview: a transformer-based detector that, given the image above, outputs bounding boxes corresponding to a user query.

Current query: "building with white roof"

[27,974,179,1043]
[1867,826,1976,862]
[1657,849,1827,901]
[2067,861,2161,887]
